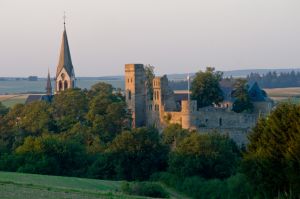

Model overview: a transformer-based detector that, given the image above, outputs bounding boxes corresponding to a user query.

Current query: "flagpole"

[187,73,190,102]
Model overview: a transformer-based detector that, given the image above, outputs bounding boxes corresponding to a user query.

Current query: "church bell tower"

[55,15,76,93]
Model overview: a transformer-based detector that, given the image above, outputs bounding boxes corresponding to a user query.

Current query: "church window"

[219,118,222,126]
[64,80,68,89]
[58,80,62,91]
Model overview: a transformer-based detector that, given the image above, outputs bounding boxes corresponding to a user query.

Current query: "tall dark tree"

[242,103,300,198]
[191,67,224,108]
[231,78,253,113]
[144,65,155,100]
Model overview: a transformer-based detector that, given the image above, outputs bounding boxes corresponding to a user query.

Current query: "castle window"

[58,80,63,91]
[131,78,133,83]
[64,80,68,90]
[205,119,208,123]
[219,118,222,126]
[127,78,129,83]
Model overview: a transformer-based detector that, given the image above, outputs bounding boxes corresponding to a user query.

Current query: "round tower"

[181,100,197,129]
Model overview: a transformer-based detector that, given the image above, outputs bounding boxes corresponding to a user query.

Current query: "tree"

[191,67,224,108]
[18,101,53,134]
[87,82,129,143]
[231,78,253,113]
[52,88,88,131]
[168,132,240,179]
[107,127,168,180]
[162,124,189,149]
[144,65,155,100]
[242,103,300,197]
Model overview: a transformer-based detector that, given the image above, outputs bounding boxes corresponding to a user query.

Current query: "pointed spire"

[55,20,75,78]
[46,69,52,95]
[63,11,66,30]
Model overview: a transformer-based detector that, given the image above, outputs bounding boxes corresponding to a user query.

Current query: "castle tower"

[153,77,163,112]
[45,69,52,96]
[55,21,75,93]
[181,100,197,129]
[125,64,147,128]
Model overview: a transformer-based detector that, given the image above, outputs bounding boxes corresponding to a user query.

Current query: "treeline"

[169,70,300,90]
[247,70,300,88]
[0,83,300,198]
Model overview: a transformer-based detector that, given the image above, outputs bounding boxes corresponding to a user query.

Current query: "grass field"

[0,171,187,199]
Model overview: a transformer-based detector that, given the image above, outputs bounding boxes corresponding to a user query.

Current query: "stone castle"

[25,21,273,145]
[125,64,273,145]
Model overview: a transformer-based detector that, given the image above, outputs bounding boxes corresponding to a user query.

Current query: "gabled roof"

[248,82,268,102]
[25,95,53,104]
[56,28,75,78]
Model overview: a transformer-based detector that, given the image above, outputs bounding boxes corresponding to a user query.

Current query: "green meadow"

[0,171,186,199]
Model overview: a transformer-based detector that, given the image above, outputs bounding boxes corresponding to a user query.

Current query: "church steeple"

[46,69,52,95]
[55,14,76,93]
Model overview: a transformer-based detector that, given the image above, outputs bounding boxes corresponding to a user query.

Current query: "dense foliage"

[2,82,300,198]
[191,67,224,108]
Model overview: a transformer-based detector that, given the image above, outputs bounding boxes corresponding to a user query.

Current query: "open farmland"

[264,87,300,103]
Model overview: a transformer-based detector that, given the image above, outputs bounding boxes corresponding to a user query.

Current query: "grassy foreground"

[0,171,154,199]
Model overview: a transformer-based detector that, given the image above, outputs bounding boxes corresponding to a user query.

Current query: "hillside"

[0,171,186,199]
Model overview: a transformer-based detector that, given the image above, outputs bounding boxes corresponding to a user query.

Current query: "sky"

[0,0,300,77]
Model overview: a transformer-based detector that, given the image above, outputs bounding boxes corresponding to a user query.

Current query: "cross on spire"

[63,11,66,30]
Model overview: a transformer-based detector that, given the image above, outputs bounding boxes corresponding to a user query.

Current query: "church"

[26,21,75,104]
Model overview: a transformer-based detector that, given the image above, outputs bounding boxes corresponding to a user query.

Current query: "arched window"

[219,118,222,126]
[128,90,131,100]
[64,80,68,90]
[58,80,62,91]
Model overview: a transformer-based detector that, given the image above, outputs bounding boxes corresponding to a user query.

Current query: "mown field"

[0,171,185,199]
[264,87,300,103]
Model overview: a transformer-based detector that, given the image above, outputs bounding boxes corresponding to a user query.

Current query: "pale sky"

[0,0,300,77]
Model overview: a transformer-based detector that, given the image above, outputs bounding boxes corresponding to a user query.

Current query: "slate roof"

[56,28,75,78]
[25,95,53,104]
[248,82,268,102]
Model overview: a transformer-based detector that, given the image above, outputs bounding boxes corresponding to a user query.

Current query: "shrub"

[121,182,169,198]
[152,172,255,199]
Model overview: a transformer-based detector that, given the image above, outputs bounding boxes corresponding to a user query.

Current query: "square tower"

[125,64,147,127]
